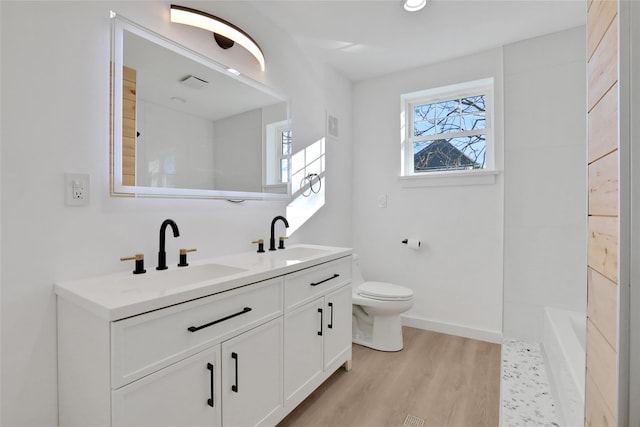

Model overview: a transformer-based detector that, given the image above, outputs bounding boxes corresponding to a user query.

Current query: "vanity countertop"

[55,244,353,321]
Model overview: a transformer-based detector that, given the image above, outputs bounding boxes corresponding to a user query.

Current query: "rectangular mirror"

[111,14,291,199]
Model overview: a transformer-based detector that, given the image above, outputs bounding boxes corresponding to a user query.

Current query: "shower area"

[502,26,588,426]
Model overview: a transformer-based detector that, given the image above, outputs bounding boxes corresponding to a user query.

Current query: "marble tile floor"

[501,340,560,427]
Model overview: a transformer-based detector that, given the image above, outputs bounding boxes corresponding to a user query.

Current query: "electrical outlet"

[65,173,90,206]
[377,194,387,208]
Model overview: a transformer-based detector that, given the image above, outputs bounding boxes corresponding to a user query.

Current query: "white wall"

[629,3,640,423]
[137,100,216,189]
[214,108,262,192]
[352,48,505,342]
[502,27,587,343]
[0,2,352,425]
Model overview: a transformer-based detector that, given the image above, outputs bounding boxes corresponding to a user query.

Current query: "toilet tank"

[351,254,365,287]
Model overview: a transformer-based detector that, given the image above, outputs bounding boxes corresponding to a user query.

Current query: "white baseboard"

[401,314,502,344]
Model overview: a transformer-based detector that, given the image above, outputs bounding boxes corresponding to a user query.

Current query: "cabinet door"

[324,285,353,370]
[283,297,324,404]
[112,347,221,427]
[221,318,283,427]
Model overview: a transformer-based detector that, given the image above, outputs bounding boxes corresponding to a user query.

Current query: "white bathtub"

[542,307,586,427]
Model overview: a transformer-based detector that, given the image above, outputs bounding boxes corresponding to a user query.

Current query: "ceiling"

[250,0,586,81]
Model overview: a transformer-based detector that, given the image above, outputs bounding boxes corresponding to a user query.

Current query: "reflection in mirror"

[286,138,326,235]
[111,15,290,199]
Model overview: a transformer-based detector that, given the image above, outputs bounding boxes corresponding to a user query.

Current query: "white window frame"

[400,78,497,187]
[264,120,290,188]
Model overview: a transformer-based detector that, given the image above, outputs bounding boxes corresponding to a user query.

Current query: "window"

[401,79,494,177]
[265,121,291,186]
[280,129,291,183]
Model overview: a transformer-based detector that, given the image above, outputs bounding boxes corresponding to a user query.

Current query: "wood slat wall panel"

[588,0,618,60]
[122,137,136,158]
[122,155,135,178]
[588,82,618,163]
[122,118,136,140]
[586,319,618,415]
[123,78,136,102]
[587,267,618,350]
[122,174,135,187]
[588,17,618,111]
[123,65,136,83]
[586,1,618,425]
[122,98,136,121]
[585,371,616,427]
[122,66,136,186]
[588,215,619,283]
[588,151,619,216]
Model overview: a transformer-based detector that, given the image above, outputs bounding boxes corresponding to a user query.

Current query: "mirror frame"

[110,13,291,200]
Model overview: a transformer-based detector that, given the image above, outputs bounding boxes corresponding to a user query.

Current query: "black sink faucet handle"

[178,248,197,267]
[278,236,288,250]
[252,239,265,253]
[121,254,146,275]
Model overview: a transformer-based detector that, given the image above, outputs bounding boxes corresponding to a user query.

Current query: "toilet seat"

[356,281,413,301]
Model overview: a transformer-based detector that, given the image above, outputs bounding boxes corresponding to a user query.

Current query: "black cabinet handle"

[310,273,340,287]
[231,352,239,393]
[318,308,323,336]
[328,302,334,329]
[207,363,214,407]
[187,307,252,332]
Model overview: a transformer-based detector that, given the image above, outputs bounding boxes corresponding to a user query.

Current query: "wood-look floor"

[278,326,501,427]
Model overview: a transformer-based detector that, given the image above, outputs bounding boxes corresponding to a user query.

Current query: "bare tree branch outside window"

[412,95,487,172]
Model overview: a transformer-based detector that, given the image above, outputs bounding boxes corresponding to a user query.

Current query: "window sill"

[399,169,500,188]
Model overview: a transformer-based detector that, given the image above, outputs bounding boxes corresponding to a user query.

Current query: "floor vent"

[403,414,425,427]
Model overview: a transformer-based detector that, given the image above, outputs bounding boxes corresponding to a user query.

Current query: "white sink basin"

[121,263,248,290]
[161,263,247,283]
[267,247,330,261]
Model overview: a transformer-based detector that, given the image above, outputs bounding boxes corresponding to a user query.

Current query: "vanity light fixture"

[403,0,427,12]
[170,4,266,71]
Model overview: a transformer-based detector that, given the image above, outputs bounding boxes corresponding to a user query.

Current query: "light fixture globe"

[404,0,427,12]
[170,5,265,71]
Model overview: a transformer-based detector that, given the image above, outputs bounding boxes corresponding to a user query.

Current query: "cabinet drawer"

[284,257,351,310]
[112,278,283,389]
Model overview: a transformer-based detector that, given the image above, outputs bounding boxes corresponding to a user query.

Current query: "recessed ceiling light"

[171,96,186,103]
[226,68,241,76]
[404,0,427,12]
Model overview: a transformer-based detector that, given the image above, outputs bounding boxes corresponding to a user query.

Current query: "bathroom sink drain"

[403,414,425,427]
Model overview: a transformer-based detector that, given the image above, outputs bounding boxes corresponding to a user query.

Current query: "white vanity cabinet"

[112,346,222,427]
[283,257,353,409]
[323,285,353,370]
[56,245,353,427]
[112,316,284,427]
[221,318,283,427]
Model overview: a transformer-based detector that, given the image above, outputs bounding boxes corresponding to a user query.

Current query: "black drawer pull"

[231,352,239,393]
[207,363,215,407]
[318,308,323,336]
[187,307,252,332]
[310,273,340,287]
[328,302,334,329]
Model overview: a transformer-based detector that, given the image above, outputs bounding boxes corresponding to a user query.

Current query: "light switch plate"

[65,173,90,206]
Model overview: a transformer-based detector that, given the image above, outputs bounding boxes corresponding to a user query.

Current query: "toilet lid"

[357,281,414,301]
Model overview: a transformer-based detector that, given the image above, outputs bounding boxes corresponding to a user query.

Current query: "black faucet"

[157,219,180,270]
[269,216,289,251]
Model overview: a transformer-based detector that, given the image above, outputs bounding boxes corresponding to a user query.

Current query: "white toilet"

[351,255,414,351]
